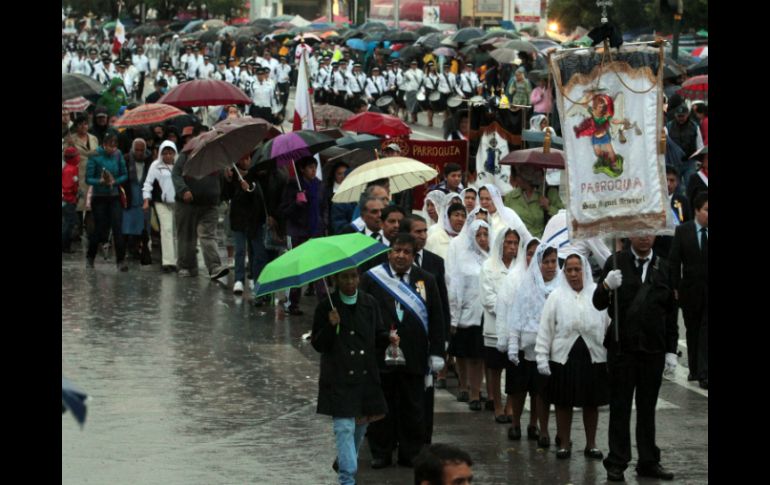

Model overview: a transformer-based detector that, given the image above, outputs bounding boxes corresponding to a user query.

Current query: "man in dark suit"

[357,205,406,273]
[401,214,451,444]
[668,191,708,389]
[360,233,446,469]
[593,235,679,482]
[654,165,691,259]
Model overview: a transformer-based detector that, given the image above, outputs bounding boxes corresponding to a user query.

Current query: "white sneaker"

[233,281,244,294]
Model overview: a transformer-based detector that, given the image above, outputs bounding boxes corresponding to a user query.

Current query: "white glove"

[496,338,508,353]
[429,356,445,373]
[508,350,520,366]
[508,334,520,365]
[664,353,678,375]
[537,362,551,376]
[604,269,623,290]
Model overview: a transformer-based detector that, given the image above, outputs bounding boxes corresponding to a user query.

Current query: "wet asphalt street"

[62,248,707,485]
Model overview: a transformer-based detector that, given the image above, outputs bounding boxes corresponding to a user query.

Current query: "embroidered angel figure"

[567,90,642,178]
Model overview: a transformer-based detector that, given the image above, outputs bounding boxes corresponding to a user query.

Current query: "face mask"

[340,290,358,305]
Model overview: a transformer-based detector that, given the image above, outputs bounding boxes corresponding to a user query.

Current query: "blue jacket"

[86,147,128,197]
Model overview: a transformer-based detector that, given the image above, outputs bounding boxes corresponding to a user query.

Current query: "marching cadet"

[459,63,480,99]
[86,48,101,78]
[313,57,332,104]
[346,63,368,109]
[262,50,280,79]
[438,63,459,118]
[275,56,292,116]
[239,60,257,95]
[391,60,407,119]
[123,58,140,100]
[180,45,195,77]
[227,57,241,86]
[132,46,150,99]
[402,60,424,124]
[366,66,388,104]
[250,67,277,123]
[423,61,440,127]
[330,61,349,108]
[96,55,116,86]
[197,55,215,80]
[213,58,231,82]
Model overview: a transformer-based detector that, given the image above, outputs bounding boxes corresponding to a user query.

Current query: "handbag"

[254,180,285,251]
[119,186,128,209]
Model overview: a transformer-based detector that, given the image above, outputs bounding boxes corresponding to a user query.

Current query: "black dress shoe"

[495,415,508,424]
[584,448,604,460]
[371,457,392,469]
[469,400,482,411]
[537,436,550,448]
[527,425,539,440]
[607,468,625,482]
[457,391,469,402]
[699,379,708,389]
[508,426,522,440]
[556,448,571,459]
[636,464,674,480]
[485,400,495,411]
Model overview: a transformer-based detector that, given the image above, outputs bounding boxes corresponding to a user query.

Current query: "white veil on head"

[422,190,446,228]
[155,139,178,164]
[480,183,532,242]
[509,240,561,334]
[486,224,524,274]
[441,196,469,237]
[459,187,480,212]
[556,251,594,295]
[550,251,608,337]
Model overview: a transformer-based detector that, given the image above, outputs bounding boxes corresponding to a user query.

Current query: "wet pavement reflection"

[62,255,707,484]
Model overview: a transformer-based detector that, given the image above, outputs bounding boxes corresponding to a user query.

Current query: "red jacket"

[62,157,80,204]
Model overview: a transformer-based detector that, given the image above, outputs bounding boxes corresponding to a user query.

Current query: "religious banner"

[382,138,468,210]
[550,45,672,239]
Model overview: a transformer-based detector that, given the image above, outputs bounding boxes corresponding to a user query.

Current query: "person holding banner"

[592,236,678,482]
[360,233,446,469]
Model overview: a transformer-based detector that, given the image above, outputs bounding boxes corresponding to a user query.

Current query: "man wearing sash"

[365,67,388,104]
[438,63,459,119]
[360,233,446,469]
[346,63,368,111]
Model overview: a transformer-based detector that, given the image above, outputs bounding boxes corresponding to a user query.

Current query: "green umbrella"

[254,233,389,298]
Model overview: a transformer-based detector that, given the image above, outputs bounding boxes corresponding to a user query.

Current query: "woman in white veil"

[535,252,610,460]
[507,241,561,448]
[460,187,479,214]
[477,183,531,242]
[446,217,490,411]
[495,235,540,440]
[421,190,446,229]
[479,225,523,423]
[425,198,466,261]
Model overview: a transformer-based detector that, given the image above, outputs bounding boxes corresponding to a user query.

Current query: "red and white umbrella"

[63,97,91,113]
[691,46,708,58]
[112,103,187,128]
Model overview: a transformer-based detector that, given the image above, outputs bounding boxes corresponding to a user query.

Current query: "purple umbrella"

[433,47,457,57]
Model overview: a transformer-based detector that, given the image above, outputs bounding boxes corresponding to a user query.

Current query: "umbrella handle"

[232,163,256,192]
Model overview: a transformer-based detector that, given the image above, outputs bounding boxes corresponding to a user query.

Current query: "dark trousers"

[697,310,708,381]
[62,202,77,250]
[424,380,435,444]
[368,371,425,462]
[250,105,274,124]
[682,304,706,378]
[604,351,664,472]
[87,196,126,262]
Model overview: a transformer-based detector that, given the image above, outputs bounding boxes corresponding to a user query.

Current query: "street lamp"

[548,22,559,32]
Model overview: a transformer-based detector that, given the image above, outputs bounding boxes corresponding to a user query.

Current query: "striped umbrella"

[62,96,91,113]
[112,103,187,128]
[677,75,708,101]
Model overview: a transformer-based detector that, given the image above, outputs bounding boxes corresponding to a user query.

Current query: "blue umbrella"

[346,38,368,51]
[62,377,88,427]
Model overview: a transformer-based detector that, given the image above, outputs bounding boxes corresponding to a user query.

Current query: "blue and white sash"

[351,216,365,232]
[368,263,429,336]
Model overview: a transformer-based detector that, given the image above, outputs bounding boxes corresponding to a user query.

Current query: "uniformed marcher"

[438,63,459,118]
[422,62,440,127]
[132,47,150,100]
[313,57,332,104]
[275,56,292,114]
[331,62,349,108]
[346,63,368,110]
[96,56,116,86]
[227,57,240,86]
[459,63,480,99]
[197,55,215,80]
[86,49,101,78]
[365,67,388,104]
[250,68,277,123]
[402,60,424,124]
[391,60,407,118]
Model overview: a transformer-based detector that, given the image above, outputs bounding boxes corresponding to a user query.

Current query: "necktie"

[397,273,406,282]
[415,253,421,268]
[371,232,381,242]
[635,258,648,279]
[700,227,708,252]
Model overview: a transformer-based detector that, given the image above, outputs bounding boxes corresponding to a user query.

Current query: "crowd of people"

[63,20,708,485]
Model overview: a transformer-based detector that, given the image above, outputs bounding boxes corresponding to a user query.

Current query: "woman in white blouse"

[142,140,178,272]
[536,252,610,460]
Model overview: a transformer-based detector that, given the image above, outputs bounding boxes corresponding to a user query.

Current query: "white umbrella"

[290,15,311,27]
[332,157,438,203]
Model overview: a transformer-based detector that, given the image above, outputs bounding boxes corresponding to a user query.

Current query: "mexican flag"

[112,18,126,55]
[292,50,314,131]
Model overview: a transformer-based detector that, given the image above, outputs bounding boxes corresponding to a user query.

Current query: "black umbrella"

[451,27,485,44]
[416,33,444,50]
[360,21,389,31]
[386,31,418,43]
[62,377,88,427]
[249,18,273,28]
[468,30,520,46]
[364,32,387,42]
[343,29,365,40]
[687,57,708,76]
[416,25,441,36]
[459,45,491,65]
[62,73,104,101]
[197,28,222,44]
[336,134,383,150]
[132,23,163,36]
[396,45,425,63]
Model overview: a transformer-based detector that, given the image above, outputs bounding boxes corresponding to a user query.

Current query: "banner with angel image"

[549,45,673,239]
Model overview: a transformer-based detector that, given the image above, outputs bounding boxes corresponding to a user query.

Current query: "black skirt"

[484,346,510,370]
[505,353,549,395]
[448,325,484,359]
[547,336,610,408]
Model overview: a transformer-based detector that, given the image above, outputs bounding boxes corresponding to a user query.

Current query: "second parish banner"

[550,45,672,239]
[382,138,467,210]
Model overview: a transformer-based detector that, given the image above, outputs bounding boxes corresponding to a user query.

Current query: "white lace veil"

[422,190,446,228]
[509,240,561,334]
